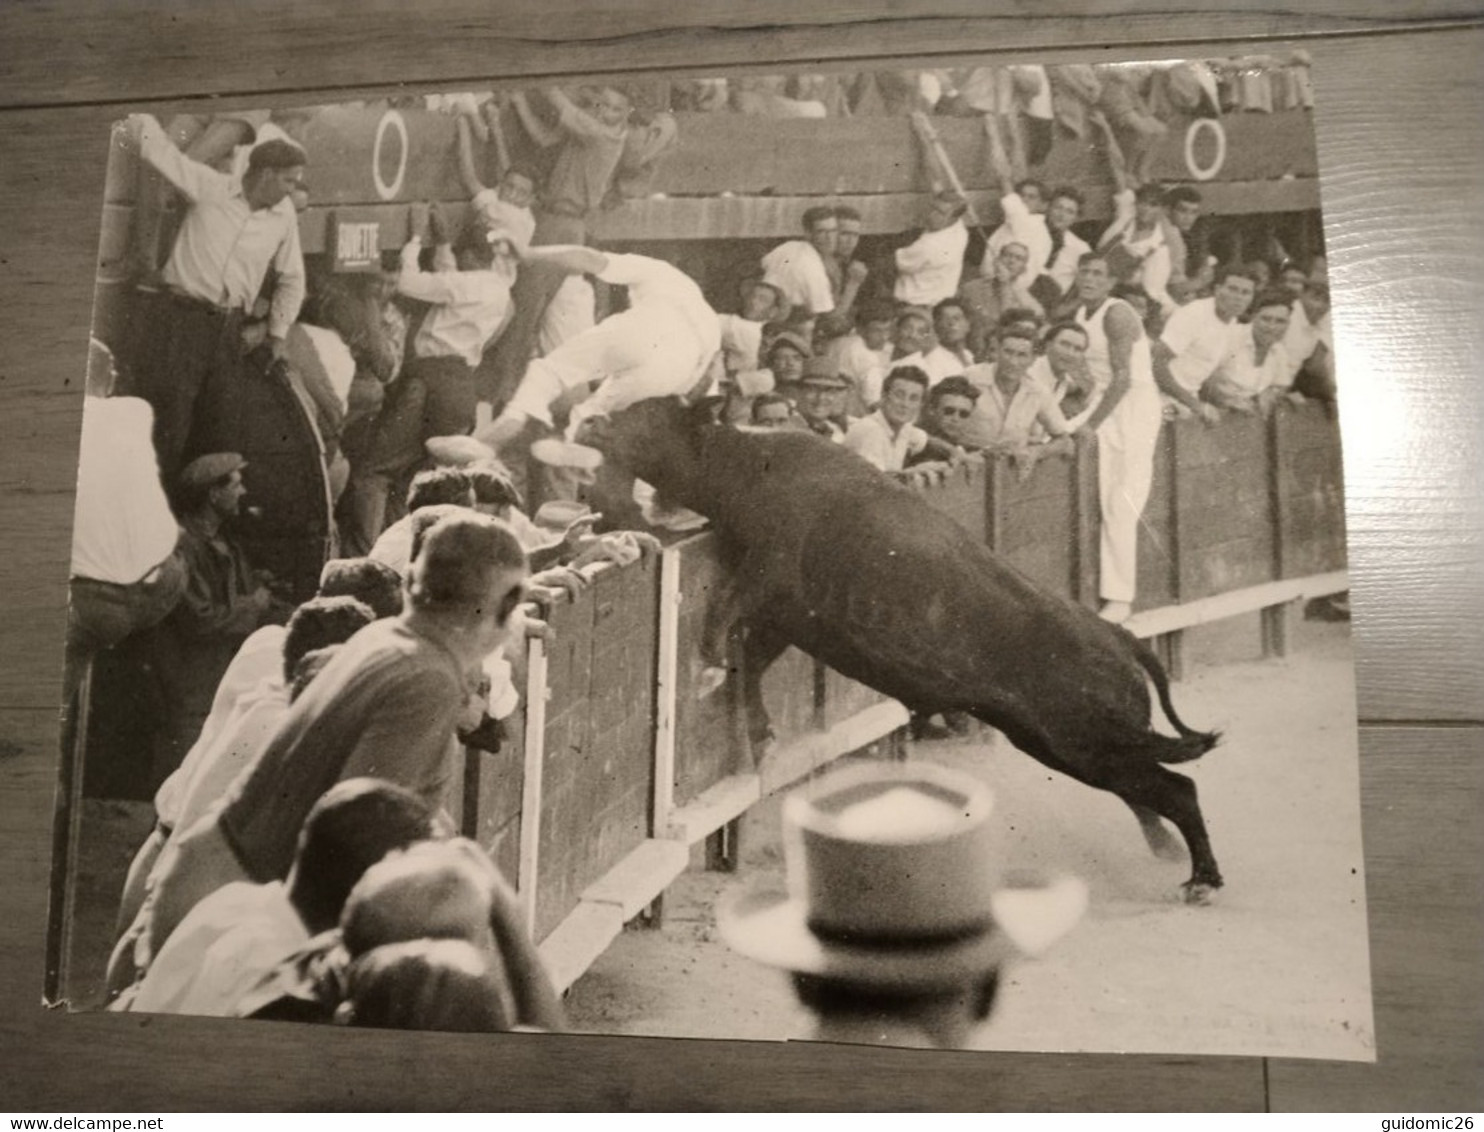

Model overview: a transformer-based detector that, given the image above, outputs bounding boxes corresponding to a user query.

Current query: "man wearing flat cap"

[121,115,308,481]
[152,453,280,787]
[792,356,854,443]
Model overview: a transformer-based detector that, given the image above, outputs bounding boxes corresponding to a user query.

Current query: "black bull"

[581,400,1224,899]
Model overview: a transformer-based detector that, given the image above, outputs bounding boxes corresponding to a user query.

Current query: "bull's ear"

[686,396,728,428]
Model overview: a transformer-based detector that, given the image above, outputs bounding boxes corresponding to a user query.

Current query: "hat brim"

[426,435,497,466]
[718,876,1087,989]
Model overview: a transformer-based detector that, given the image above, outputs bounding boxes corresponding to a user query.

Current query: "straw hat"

[719,762,1087,990]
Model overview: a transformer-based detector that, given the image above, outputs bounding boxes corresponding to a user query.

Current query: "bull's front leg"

[739,620,791,762]
[696,571,747,701]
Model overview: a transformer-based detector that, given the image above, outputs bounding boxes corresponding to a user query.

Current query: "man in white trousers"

[1071,251,1164,624]
[476,246,721,469]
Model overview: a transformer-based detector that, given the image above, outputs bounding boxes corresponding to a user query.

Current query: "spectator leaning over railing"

[107,598,375,1000]
[1027,321,1101,441]
[969,328,1088,462]
[117,561,402,943]
[119,114,307,482]
[1201,289,1295,414]
[916,374,984,455]
[1151,263,1258,423]
[128,514,531,978]
[1282,278,1334,401]
[368,467,476,576]
[1072,250,1164,625]
[844,366,961,473]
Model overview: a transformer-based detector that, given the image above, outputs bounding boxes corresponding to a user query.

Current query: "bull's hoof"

[1180,879,1222,906]
[695,666,728,700]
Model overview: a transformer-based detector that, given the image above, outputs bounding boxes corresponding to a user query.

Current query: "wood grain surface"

[0,3,1479,1111]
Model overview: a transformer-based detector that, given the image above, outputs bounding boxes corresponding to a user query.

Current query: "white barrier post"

[517,634,548,935]
[652,547,682,840]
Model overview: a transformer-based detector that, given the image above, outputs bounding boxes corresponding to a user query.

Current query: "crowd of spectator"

[64,62,1337,1033]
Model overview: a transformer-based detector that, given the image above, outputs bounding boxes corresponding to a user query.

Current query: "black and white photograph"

[50,51,1372,1061]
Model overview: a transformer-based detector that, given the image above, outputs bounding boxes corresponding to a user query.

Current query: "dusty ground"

[562,615,1374,1061]
[59,615,1372,1063]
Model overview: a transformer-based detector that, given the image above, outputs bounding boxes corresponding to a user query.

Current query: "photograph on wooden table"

[50,50,1369,1060]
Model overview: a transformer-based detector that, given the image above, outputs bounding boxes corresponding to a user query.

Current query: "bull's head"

[573,397,717,493]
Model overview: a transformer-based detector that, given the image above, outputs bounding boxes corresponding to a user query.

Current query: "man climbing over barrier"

[474,246,721,472]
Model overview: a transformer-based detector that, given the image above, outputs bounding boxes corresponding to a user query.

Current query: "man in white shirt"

[1282,279,1334,397]
[761,206,839,320]
[397,206,519,438]
[479,247,721,468]
[1203,290,1294,412]
[844,367,941,472]
[716,280,786,377]
[354,207,518,523]
[1072,251,1164,623]
[120,778,441,1017]
[1098,183,1177,318]
[972,329,1083,452]
[454,112,538,256]
[1152,264,1258,421]
[894,193,971,308]
[68,341,186,666]
[826,301,896,415]
[979,116,1088,307]
[919,299,975,385]
[121,114,307,480]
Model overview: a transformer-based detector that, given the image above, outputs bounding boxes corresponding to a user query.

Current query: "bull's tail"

[1129,635,1207,740]
[1142,727,1221,765]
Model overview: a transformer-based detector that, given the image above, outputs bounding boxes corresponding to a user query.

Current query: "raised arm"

[396,236,466,306]
[511,90,563,149]
[455,114,489,198]
[519,244,609,277]
[483,98,514,179]
[128,113,227,203]
[546,87,625,142]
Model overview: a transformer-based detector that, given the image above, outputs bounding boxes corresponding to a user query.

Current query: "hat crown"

[786,764,1001,941]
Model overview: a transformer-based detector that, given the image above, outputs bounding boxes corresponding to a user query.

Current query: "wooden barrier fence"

[453,400,1349,990]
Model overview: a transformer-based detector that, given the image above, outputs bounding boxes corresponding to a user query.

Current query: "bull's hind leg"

[1119,765,1223,903]
[1127,803,1187,862]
